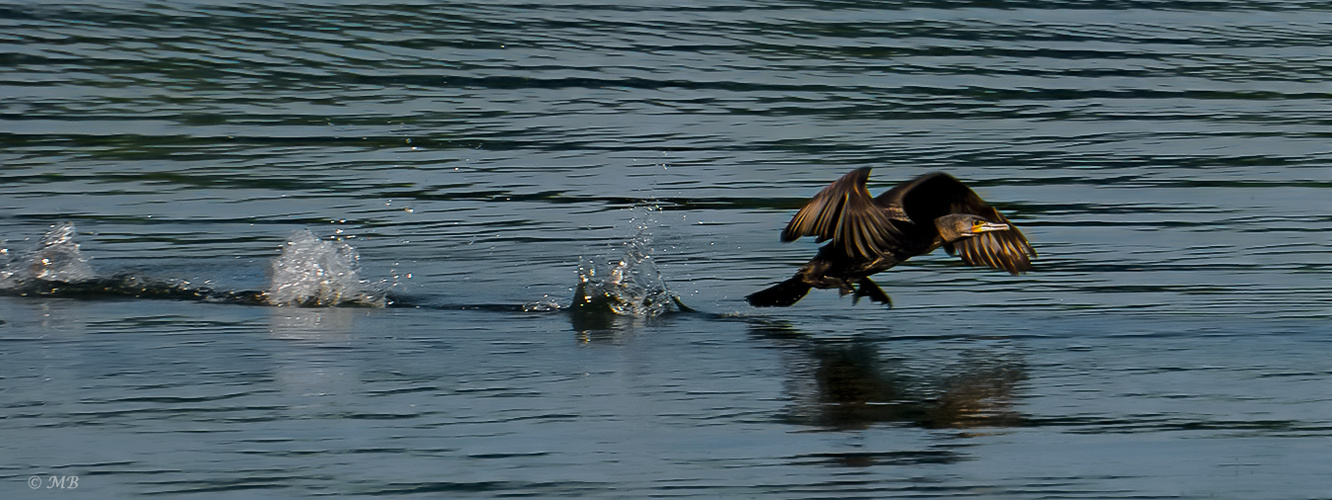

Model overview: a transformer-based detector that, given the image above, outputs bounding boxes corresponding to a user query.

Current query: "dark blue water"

[3,1,1331,498]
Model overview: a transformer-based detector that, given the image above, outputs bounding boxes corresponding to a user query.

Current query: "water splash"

[1,222,96,288]
[265,229,386,307]
[0,223,266,302]
[521,295,563,312]
[0,224,385,307]
[571,205,684,319]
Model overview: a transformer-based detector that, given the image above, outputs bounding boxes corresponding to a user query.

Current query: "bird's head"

[936,214,1009,242]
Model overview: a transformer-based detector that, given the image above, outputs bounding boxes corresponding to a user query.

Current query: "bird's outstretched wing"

[781,167,901,260]
[885,172,1037,275]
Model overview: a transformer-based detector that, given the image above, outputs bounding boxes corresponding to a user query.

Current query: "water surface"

[2,1,1331,498]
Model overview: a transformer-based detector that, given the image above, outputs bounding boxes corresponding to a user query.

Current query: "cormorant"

[747,168,1035,307]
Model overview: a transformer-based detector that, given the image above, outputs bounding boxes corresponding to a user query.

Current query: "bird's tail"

[746,277,812,307]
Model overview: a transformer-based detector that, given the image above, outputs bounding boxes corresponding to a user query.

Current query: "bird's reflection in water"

[752,321,1026,431]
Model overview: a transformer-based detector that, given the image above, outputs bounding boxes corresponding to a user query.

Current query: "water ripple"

[3,1,1331,498]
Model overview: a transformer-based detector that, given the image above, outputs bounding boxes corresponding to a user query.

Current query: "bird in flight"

[747,168,1036,307]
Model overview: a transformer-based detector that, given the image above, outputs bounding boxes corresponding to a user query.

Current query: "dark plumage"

[747,168,1036,307]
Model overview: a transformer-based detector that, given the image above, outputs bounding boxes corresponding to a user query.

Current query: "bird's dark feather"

[786,169,1035,274]
[781,167,905,261]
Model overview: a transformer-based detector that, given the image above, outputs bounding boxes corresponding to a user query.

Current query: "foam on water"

[265,229,387,307]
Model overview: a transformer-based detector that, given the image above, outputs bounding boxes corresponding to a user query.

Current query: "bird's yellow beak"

[976,222,1009,233]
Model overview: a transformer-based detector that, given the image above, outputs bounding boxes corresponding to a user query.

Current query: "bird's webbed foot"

[807,276,856,295]
[834,279,857,296]
[851,278,893,307]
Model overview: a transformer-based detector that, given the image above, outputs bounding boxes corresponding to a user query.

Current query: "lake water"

[2,1,1331,498]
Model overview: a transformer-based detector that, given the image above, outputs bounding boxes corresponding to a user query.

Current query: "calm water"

[3,1,1331,498]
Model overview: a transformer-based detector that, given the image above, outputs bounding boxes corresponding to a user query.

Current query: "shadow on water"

[750,320,1027,432]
